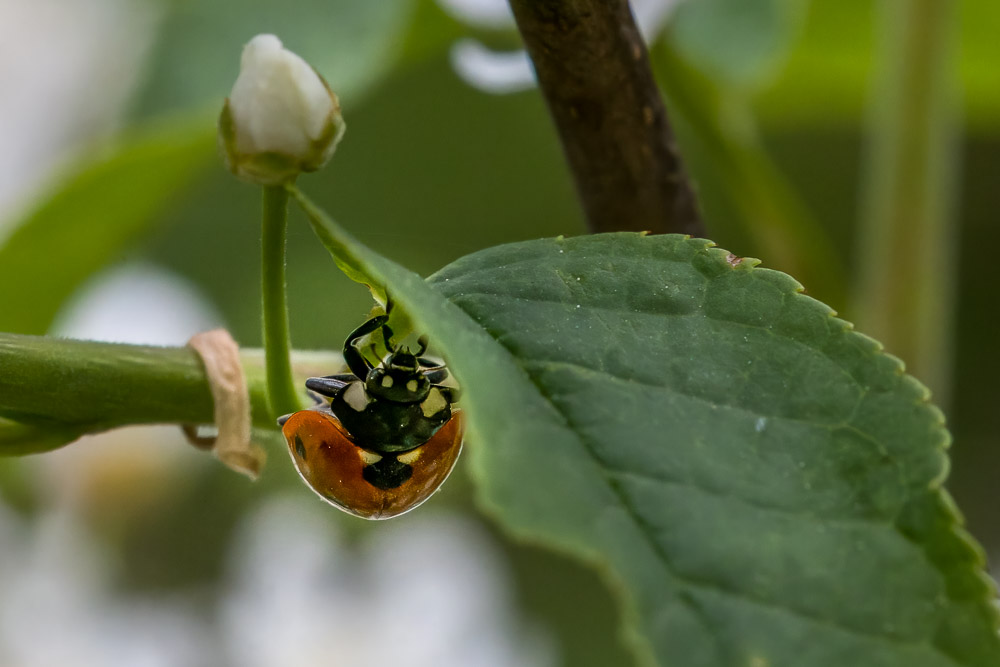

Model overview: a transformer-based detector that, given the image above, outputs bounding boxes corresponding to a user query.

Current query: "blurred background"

[0,0,996,665]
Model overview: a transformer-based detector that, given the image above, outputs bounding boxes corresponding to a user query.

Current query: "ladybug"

[278,310,463,519]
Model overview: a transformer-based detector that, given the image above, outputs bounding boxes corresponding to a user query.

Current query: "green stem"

[0,333,340,453]
[854,0,957,402]
[261,184,302,417]
[0,416,81,456]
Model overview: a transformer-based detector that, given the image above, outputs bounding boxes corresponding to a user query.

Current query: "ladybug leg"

[418,354,443,367]
[343,315,387,379]
[305,374,356,397]
[421,366,450,384]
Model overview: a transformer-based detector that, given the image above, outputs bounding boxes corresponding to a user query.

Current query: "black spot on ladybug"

[294,435,307,460]
[362,456,413,490]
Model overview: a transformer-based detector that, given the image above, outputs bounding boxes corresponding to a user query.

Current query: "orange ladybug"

[279,311,463,519]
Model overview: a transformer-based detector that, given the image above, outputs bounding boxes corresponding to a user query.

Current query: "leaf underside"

[295,194,1000,666]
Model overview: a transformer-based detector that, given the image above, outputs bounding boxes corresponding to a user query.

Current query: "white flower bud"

[219,34,345,185]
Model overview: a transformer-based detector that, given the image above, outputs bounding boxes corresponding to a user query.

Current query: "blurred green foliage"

[0,117,213,335]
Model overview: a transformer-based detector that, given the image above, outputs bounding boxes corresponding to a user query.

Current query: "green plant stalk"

[261,184,303,417]
[0,333,340,446]
[855,0,957,403]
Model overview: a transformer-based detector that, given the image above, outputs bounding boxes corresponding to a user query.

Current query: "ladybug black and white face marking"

[278,309,462,519]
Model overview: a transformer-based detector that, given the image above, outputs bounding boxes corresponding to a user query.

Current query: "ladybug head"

[365,346,431,404]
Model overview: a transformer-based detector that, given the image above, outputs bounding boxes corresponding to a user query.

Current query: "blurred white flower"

[450,40,536,95]
[0,495,557,667]
[0,505,216,667]
[221,498,556,667]
[50,262,222,345]
[437,0,685,94]
[0,0,157,232]
[436,0,514,27]
[221,34,345,185]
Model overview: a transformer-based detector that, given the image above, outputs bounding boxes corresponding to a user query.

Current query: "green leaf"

[292,189,1000,665]
[397,0,468,65]
[0,115,214,335]
[669,0,807,88]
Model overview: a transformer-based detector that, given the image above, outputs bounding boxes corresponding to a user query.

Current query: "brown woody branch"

[508,0,703,237]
